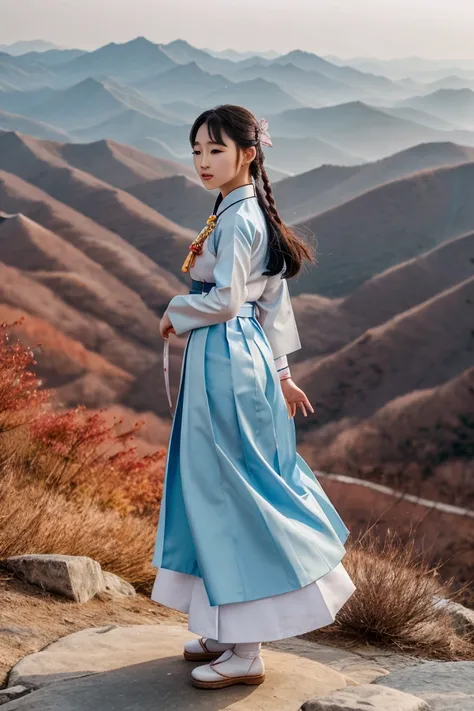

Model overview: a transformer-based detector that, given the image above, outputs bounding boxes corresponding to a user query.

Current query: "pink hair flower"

[258,118,273,147]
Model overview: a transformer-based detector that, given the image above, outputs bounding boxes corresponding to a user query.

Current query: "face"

[192,122,256,196]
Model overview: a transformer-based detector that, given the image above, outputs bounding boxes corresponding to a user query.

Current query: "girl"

[152,105,356,690]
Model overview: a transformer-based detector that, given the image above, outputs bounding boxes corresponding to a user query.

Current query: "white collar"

[215,183,256,217]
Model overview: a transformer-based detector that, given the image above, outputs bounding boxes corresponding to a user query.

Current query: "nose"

[198,150,210,168]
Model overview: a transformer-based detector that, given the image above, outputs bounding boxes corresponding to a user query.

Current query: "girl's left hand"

[160,311,176,340]
[280,378,315,418]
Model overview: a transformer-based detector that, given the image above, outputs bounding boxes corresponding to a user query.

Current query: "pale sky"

[1,0,474,60]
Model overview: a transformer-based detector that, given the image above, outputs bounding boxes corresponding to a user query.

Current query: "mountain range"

[0,36,473,517]
[2,37,474,174]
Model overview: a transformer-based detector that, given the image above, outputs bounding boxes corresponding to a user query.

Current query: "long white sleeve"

[256,273,301,359]
[165,211,254,335]
[274,354,291,380]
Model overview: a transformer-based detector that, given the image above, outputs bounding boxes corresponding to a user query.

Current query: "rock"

[3,555,136,603]
[432,595,474,636]
[300,684,431,710]
[374,660,474,711]
[95,571,136,600]
[4,555,103,603]
[4,624,350,709]
[0,686,29,705]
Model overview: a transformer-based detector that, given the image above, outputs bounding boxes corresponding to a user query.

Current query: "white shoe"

[183,637,235,661]
[191,648,265,689]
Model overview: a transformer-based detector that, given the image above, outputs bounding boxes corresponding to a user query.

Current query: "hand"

[160,311,176,340]
[280,378,314,418]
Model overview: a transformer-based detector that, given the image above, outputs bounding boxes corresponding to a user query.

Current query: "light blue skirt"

[152,283,351,607]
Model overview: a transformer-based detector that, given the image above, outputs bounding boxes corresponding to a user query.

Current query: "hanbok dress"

[151,182,356,643]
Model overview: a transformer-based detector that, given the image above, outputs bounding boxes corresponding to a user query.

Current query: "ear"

[243,145,257,165]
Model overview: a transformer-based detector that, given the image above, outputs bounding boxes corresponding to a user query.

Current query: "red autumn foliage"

[0,316,51,429]
[0,319,166,516]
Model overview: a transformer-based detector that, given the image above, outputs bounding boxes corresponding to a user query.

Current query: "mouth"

[201,174,214,180]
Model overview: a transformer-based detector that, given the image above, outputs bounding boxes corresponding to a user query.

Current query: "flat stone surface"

[264,637,392,684]
[2,624,350,710]
[300,683,431,710]
[375,660,474,711]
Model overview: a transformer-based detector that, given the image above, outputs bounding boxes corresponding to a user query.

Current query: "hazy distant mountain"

[11,77,173,130]
[268,102,474,161]
[0,54,54,91]
[261,135,363,174]
[327,55,474,80]
[399,89,474,130]
[204,76,306,115]
[136,61,233,104]
[0,85,57,115]
[56,37,176,83]
[158,39,238,77]
[0,108,70,140]
[72,108,187,148]
[160,100,206,123]
[425,75,474,92]
[0,40,61,55]
[202,47,281,61]
[274,50,404,99]
[17,48,86,67]
[412,68,474,83]
[376,106,456,131]
[232,61,360,106]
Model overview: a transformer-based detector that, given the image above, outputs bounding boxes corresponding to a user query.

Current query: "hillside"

[0,131,195,275]
[301,368,474,507]
[291,230,474,359]
[291,161,474,296]
[293,276,474,425]
[275,142,474,222]
[0,170,184,311]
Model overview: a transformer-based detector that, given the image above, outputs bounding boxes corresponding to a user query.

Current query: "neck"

[219,172,252,199]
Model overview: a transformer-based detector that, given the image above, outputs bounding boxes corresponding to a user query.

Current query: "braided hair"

[189,104,316,278]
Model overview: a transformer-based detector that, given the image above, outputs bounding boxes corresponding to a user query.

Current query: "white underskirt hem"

[151,562,356,643]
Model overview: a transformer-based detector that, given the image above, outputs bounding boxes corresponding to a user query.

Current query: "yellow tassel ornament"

[181,214,217,273]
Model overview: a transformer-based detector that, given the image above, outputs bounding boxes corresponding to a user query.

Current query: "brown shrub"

[303,529,474,660]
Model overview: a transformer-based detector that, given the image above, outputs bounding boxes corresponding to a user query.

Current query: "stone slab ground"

[0,622,405,710]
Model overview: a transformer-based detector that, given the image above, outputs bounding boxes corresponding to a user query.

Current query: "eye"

[211,149,222,153]
[191,150,200,155]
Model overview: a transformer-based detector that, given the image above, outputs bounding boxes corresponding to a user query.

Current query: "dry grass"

[303,529,474,660]
[0,470,159,592]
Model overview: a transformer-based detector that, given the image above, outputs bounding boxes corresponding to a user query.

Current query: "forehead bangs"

[203,116,228,147]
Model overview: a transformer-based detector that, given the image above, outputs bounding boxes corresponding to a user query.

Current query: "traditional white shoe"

[191,648,265,689]
[183,637,235,661]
